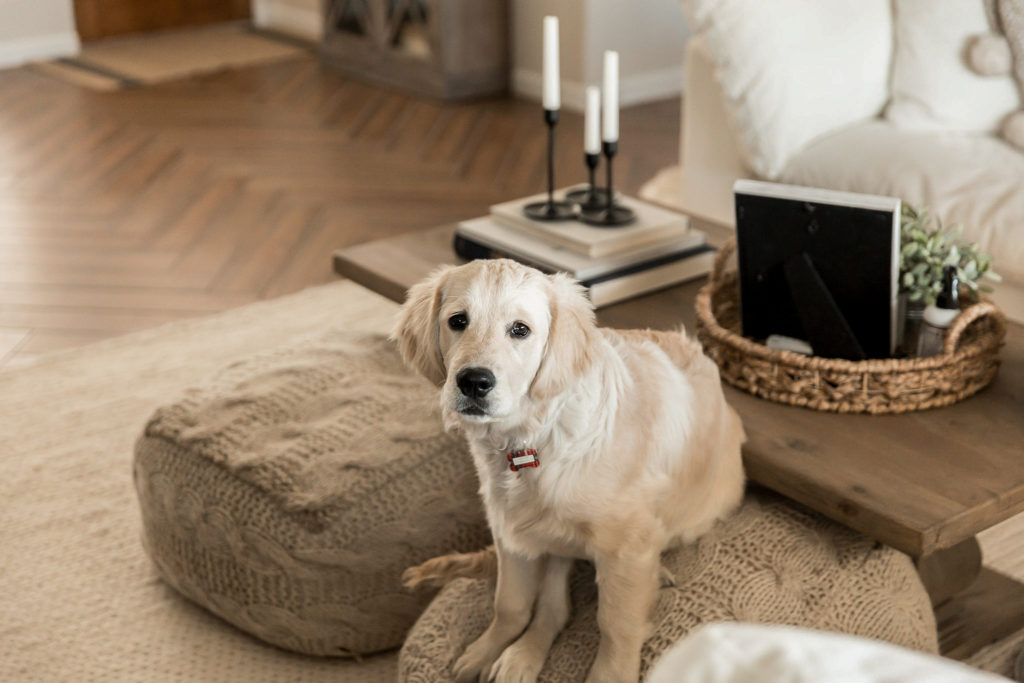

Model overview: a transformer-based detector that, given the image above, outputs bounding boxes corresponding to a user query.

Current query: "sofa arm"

[679,36,751,229]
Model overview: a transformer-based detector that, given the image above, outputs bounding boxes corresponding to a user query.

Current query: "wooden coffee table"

[334,223,1024,658]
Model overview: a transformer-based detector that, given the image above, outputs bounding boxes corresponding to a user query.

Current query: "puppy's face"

[393,259,597,427]
[437,262,550,422]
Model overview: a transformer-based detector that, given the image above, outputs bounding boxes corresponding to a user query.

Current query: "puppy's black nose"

[456,367,496,399]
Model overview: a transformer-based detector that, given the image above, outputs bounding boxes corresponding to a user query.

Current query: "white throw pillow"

[684,0,892,179]
[886,0,1020,133]
[645,623,1006,683]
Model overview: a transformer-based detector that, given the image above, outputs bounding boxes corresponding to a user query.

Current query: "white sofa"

[642,0,1024,323]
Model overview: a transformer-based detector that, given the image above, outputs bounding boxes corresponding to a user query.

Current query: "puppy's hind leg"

[403,545,497,591]
[488,555,573,683]
[453,543,543,683]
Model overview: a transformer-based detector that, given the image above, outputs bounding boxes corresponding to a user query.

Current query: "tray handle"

[943,301,1005,356]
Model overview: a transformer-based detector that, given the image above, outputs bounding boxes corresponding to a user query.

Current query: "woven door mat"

[31,23,309,91]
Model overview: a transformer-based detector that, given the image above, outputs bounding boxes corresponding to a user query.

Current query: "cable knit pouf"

[399,488,939,682]
[133,330,490,657]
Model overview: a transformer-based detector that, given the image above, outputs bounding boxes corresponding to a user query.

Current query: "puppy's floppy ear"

[391,265,454,386]
[530,272,598,400]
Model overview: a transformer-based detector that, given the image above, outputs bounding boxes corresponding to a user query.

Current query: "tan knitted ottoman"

[133,330,490,657]
[399,488,939,682]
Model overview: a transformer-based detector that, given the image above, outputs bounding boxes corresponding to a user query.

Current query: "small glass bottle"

[917,266,960,357]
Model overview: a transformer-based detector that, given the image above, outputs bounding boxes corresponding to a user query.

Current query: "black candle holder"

[565,152,611,212]
[580,141,635,227]
[523,109,577,221]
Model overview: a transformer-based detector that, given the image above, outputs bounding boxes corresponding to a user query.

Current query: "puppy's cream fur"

[393,259,745,683]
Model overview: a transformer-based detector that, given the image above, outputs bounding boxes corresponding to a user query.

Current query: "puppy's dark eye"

[448,313,468,331]
[510,321,531,338]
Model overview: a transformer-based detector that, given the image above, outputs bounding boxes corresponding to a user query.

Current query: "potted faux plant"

[898,204,1000,354]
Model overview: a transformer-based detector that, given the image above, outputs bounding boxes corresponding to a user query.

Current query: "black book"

[454,224,714,308]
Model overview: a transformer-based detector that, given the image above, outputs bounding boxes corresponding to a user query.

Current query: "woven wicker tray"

[695,240,1007,414]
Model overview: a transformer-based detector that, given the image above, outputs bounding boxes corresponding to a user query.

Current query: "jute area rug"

[1,277,1021,680]
[0,281,399,682]
[31,23,307,91]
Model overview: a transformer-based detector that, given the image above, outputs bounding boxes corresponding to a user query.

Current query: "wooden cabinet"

[74,0,251,41]
[320,0,508,100]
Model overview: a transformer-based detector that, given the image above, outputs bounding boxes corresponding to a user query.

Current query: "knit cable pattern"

[399,489,938,682]
[134,330,490,656]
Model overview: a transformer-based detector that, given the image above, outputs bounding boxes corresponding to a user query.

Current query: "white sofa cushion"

[646,623,1005,683]
[778,120,1024,293]
[684,0,892,180]
[886,0,1020,134]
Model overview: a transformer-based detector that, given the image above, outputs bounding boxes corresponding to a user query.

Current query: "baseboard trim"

[513,64,683,111]
[0,31,79,69]
[622,65,685,106]
[251,0,323,41]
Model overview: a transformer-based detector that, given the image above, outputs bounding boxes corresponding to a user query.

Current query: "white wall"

[251,0,323,40]
[0,0,79,68]
[584,0,690,106]
[513,0,691,111]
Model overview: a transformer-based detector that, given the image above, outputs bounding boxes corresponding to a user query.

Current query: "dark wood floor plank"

[0,53,680,367]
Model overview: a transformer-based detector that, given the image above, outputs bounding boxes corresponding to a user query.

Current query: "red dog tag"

[507,448,540,472]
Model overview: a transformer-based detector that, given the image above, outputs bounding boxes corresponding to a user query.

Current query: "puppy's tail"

[402,545,497,591]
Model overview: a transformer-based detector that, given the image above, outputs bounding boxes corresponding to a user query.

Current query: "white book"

[456,216,707,282]
[454,217,714,308]
[490,191,692,258]
[587,253,715,308]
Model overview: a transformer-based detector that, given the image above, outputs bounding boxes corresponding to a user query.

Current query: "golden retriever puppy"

[392,259,745,683]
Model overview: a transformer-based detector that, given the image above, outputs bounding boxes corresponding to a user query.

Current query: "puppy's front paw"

[584,655,638,683]
[453,636,500,683]
[488,639,544,683]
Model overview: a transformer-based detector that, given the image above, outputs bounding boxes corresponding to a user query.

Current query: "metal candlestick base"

[523,108,577,222]
[565,186,611,212]
[580,204,636,226]
[580,141,636,227]
[566,153,611,212]
[523,199,577,221]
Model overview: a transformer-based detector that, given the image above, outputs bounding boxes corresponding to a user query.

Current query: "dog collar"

[507,449,539,472]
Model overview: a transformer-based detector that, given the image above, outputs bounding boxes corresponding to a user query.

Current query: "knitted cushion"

[398,489,938,682]
[133,330,489,657]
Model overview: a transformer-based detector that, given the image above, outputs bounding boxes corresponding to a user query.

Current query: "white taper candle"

[542,16,560,111]
[602,50,619,142]
[584,86,601,154]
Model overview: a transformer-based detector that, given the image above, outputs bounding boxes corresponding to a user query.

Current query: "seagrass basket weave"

[695,240,1007,414]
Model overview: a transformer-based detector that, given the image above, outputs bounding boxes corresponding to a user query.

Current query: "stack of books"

[453,190,714,307]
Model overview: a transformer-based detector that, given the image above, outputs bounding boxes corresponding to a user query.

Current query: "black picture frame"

[734,180,901,360]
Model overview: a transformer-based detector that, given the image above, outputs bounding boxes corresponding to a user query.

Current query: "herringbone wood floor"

[0,52,679,367]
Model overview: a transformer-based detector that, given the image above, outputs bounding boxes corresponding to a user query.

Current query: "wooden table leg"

[916,537,982,607]
[917,537,1024,660]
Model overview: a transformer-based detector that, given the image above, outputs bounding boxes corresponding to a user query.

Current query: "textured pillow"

[398,489,938,682]
[886,0,1020,133]
[684,0,892,179]
[645,623,1005,683]
[133,330,490,656]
